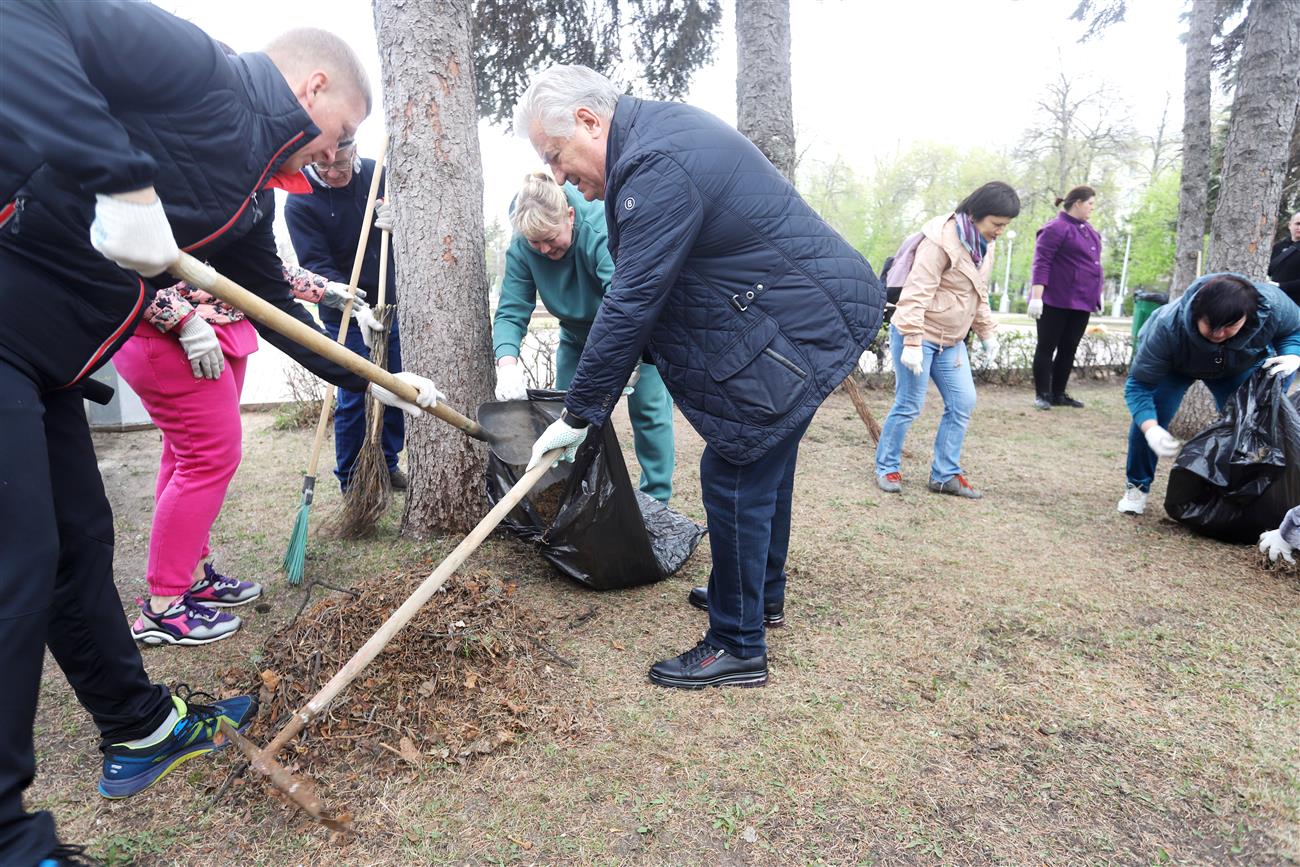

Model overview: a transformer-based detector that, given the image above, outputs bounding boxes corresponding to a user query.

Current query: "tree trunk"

[735,0,795,181]
[1169,0,1215,298]
[1206,0,1300,275]
[374,0,494,534]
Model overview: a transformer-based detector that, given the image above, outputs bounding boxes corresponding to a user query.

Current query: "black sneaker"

[1051,393,1084,408]
[648,640,768,689]
[39,844,101,866]
[389,468,409,490]
[1033,394,1053,411]
[687,586,785,627]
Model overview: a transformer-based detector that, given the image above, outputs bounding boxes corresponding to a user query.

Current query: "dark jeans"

[0,357,171,865]
[1033,304,1091,397]
[701,416,812,658]
[322,316,404,489]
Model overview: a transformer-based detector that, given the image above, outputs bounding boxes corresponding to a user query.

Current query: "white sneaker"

[1117,485,1148,515]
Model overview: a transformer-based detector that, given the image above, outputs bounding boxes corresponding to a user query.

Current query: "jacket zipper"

[181,131,305,253]
[763,347,808,379]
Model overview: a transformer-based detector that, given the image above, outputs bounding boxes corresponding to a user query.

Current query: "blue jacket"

[1125,273,1300,425]
[284,158,397,325]
[0,0,366,392]
[565,96,884,464]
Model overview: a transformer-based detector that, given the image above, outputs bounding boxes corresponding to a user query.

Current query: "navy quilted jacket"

[565,96,884,464]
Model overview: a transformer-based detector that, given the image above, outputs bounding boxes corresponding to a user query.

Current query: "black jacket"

[284,159,397,325]
[0,0,366,391]
[1268,237,1300,306]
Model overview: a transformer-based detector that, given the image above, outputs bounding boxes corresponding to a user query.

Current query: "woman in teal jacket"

[493,174,675,502]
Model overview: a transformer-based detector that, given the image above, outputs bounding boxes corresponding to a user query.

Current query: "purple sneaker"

[189,562,262,608]
[131,595,240,646]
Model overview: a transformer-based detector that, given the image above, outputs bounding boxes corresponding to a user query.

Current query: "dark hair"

[1190,274,1258,330]
[956,181,1021,220]
[1055,185,1096,211]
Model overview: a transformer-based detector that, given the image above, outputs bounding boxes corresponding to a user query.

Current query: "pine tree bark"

[1206,0,1300,275]
[1169,0,1216,298]
[374,0,494,534]
[735,0,795,181]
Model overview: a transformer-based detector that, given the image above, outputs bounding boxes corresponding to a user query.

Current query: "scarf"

[954,212,988,266]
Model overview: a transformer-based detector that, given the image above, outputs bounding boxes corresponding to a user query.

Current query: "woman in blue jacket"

[1118,273,1300,515]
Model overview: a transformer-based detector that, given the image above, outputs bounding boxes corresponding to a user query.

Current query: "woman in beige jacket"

[875,181,1020,498]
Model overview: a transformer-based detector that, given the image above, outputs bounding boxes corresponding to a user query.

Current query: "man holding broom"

[0,4,438,863]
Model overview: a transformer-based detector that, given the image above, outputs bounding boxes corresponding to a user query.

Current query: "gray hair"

[511,172,569,239]
[265,28,372,114]
[514,65,619,138]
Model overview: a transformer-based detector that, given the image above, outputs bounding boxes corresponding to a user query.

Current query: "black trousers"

[0,354,172,865]
[1032,304,1091,397]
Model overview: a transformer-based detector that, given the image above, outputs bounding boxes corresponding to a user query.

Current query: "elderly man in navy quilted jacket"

[516,65,885,690]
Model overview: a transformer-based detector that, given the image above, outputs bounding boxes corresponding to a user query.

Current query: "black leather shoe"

[648,640,767,689]
[688,586,785,627]
[1033,394,1052,411]
[1051,393,1084,408]
[389,468,409,490]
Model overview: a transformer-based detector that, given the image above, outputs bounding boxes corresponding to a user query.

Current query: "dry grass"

[31,382,1299,866]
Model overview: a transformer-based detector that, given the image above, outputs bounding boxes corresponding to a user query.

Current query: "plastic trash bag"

[485,390,705,590]
[1164,369,1300,543]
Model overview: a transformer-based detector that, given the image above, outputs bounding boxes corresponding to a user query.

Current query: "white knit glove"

[980,335,1000,365]
[369,372,441,418]
[1262,355,1300,378]
[350,304,384,350]
[373,201,394,233]
[177,317,224,380]
[320,281,367,310]
[526,416,588,471]
[899,345,923,376]
[1143,424,1182,459]
[622,366,641,396]
[495,359,528,401]
[1258,528,1295,564]
[89,191,179,277]
[1027,297,1044,320]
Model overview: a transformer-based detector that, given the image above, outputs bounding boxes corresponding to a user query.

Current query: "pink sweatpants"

[113,319,256,596]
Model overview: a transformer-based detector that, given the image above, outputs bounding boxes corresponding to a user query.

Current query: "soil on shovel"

[219,571,571,823]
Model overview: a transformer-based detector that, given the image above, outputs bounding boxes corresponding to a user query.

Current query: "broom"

[282,136,390,584]
[330,225,394,537]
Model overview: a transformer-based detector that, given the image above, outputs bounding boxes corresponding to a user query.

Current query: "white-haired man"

[517,65,885,690]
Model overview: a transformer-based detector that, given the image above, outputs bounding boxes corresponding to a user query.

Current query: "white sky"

[160,0,1192,227]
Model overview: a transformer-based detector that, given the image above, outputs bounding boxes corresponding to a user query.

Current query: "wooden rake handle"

[168,253,488,441]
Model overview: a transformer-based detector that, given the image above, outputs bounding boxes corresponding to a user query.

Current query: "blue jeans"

[875,326,977,483]
[1124,366,1258,491]
[322,316,405,489]
[700,416,811,658]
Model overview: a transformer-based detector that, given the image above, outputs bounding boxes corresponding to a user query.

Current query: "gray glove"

[374,201,394,233]
[177,317,224,380]
[321,281,367,310]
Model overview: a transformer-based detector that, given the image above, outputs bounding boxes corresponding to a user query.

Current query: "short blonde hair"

[511,172,570,239]
[265,28,372,114]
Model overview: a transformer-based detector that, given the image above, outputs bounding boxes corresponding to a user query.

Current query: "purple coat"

[1031,212,1104,312]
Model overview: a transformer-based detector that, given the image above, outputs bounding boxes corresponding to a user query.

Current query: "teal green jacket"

[493,184,614,360]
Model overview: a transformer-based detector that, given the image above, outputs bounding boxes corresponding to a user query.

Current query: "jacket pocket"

[709,314,812,424]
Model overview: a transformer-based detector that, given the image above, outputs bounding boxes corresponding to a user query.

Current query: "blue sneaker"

[98,685,255,799]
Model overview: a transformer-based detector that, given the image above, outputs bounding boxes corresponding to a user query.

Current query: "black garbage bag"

[1164,370,1300,543]
[485,390,705,590]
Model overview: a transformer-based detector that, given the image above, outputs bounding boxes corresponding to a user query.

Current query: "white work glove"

[1143,424,1182,459]
[526,416,589,471]
[1262,355,1300,378]
[1258,528,1296,565]
[373,200,394,233]
[899,344,924,376]
[494,359,528,401]
[980,335,1000,364]
[369,372,441,418]
[622,366,641,396]
[320,281,367,310]
[176,317,224,380]
[89,191,179,277]
[350,303,385,350]
[1027,297,1044,320]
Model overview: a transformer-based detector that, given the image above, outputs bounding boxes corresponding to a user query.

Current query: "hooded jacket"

[1124,273,1300,425]
[0,0,366,391]
[563,96,884,465]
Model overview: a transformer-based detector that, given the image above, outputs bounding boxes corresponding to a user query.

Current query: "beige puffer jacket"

[892,213,998,348]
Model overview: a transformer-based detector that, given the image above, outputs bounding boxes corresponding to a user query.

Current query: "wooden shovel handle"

[169,253,487,441]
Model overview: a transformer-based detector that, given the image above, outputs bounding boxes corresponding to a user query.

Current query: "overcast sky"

[160,0,1194,227]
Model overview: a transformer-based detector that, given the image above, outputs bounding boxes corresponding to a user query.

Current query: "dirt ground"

[30,380,1300,866]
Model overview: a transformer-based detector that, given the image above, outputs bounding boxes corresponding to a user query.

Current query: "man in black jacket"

[0,5,438,863]
[1269,211,1300,305]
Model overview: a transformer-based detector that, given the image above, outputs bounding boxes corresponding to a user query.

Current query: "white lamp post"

[999,229,1016,313]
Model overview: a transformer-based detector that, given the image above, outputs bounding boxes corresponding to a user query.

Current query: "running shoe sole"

[647,670,769,689]
[132,626,239,646]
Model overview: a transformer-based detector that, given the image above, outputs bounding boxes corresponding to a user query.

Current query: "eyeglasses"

[313,141,356,175]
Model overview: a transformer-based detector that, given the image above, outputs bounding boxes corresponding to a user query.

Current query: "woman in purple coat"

[1028,185,1104,410]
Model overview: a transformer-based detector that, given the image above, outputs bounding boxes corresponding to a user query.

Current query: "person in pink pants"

[114,264,384,646]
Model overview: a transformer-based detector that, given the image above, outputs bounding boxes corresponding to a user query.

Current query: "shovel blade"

[476,399,560,467]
